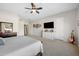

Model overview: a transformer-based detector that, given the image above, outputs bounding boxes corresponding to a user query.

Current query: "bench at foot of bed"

[36,52,43,56]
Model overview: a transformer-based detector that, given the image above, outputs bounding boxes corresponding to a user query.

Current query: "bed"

[0,36,43,56]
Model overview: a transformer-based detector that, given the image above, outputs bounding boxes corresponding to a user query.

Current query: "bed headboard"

[0,32,17,38]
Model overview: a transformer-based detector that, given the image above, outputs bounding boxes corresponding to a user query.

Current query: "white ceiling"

[0,3,78,21]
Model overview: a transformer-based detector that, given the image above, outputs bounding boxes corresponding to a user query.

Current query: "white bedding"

[0,36,43,56]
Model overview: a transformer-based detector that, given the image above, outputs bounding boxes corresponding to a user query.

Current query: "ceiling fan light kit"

[25,3,43,14]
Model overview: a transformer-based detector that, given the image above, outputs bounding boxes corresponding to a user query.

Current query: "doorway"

[24,24,28,36]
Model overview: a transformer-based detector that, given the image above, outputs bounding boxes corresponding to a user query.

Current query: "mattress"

[0,36,43,56]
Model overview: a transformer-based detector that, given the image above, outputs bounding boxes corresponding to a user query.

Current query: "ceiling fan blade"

[25,7,32,10]
[36,11,39,14]
[31,3,36,8]
[37,7,43,10]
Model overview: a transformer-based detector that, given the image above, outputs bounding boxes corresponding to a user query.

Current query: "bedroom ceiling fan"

[25,3,43,14]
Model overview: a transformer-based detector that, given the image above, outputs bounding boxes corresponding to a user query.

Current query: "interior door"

[24,25,28,36]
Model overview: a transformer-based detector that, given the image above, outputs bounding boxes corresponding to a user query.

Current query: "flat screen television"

[44,22,54,28]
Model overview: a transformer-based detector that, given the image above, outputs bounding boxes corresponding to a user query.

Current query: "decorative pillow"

[0,39,5,46]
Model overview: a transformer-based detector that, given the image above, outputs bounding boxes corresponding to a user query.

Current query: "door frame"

[24,24,28,36]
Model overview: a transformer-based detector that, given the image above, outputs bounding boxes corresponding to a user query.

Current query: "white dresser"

[42,29,54,40]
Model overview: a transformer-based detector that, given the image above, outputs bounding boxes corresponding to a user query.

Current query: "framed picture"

[2,22,13,33]
[4,23,13,29]
[33,24,41,28]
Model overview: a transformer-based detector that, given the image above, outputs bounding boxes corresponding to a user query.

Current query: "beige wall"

[0,10,29,36]
[76,6,79,46]
[18,19,29,36]
[0,10,19,32]
[29,9,78,42]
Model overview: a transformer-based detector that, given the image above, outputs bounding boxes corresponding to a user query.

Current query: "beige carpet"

[28,35,79,56]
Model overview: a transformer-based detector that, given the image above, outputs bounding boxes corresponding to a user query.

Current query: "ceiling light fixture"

[25,3,43,14]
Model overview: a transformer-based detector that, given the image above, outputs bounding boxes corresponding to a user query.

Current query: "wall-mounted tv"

[44,22,54,28]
